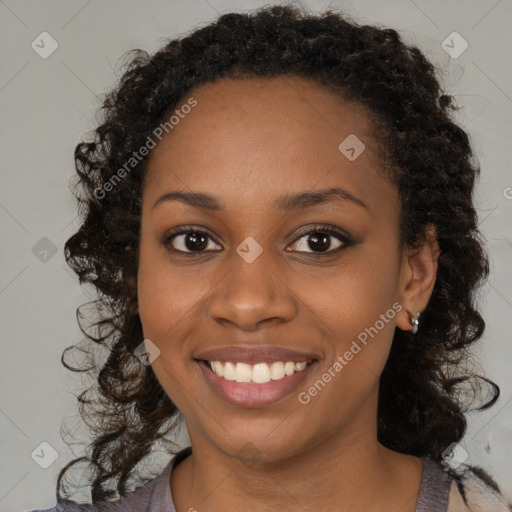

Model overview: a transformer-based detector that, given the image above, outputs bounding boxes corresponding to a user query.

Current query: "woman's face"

[137,75,427,462]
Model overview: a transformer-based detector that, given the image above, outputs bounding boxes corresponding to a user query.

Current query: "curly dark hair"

[57,3,499,504]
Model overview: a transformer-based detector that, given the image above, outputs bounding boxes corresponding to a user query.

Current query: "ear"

[396,224,440,333]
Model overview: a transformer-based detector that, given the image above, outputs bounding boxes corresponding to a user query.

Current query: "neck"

[170,421,422,512]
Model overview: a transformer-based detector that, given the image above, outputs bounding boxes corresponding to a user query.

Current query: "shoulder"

[26,448,189,512]
[25,464,167,512]
[445,462,512,512]
[25,502,132,512]
[26,486,156,512]
[26,505,96,512]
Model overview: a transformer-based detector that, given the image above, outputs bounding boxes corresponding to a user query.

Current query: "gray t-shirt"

[28,447,509,512]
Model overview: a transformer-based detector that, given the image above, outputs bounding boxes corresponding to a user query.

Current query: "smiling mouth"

[199,359,316,384]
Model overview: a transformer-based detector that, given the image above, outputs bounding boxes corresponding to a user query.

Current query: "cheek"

[304,251,400,335]
[137,236,208,341]
[137,259,173,340]
[294,264,399,432]
[303,251,400,382]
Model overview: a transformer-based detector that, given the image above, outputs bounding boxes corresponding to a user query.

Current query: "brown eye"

[288,225,351,254]
[163,227,221,254]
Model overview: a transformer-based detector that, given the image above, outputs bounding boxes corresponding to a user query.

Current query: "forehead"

[143,75,394,216]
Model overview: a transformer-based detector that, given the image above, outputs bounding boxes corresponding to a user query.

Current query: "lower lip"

[196,360,318,408]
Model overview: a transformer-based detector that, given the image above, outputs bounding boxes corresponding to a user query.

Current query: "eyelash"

[162,224,352,257]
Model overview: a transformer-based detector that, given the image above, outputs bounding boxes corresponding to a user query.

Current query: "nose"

[207,249,298,331]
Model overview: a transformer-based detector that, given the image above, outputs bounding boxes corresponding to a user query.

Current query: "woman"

[30,4,511,511]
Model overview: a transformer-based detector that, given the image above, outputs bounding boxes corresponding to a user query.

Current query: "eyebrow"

[151,186,368,212]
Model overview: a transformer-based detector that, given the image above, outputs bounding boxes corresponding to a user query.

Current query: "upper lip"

[194,345,320,364]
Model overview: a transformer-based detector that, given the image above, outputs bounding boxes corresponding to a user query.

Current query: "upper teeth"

[209,361,308,383]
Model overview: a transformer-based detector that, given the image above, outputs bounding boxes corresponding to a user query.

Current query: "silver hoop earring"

[407,311,421,334]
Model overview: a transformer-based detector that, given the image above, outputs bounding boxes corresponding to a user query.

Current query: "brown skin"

[137,76,440,512]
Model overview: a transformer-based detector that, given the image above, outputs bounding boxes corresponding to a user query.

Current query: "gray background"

[1,0,511,510]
